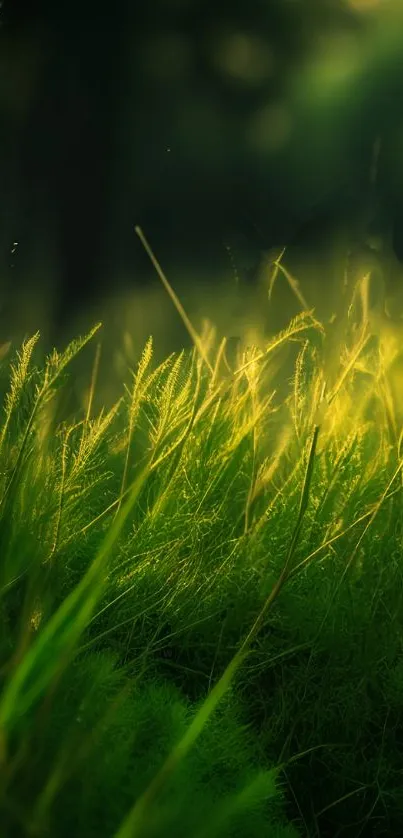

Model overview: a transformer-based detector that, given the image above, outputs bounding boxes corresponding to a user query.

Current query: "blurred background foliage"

[1,0,403,361]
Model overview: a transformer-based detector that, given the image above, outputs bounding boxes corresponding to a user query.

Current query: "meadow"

[1,232,403,837]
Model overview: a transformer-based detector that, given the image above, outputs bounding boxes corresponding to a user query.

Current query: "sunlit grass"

[1,235,403,836]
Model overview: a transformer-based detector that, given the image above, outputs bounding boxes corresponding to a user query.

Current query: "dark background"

[2,0,403,358]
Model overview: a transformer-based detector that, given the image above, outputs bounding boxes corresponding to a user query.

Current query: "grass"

[1,232,403,836]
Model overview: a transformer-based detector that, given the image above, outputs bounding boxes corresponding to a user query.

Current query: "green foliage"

[1,647,297,838]
[1,276,403,836]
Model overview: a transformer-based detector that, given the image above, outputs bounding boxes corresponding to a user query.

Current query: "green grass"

[1,237,403,836]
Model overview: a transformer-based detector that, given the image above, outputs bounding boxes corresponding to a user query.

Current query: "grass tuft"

[1,243,403,836]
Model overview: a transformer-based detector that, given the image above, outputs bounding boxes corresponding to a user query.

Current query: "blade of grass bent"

[0,456,153,740]
[135,226,213,376]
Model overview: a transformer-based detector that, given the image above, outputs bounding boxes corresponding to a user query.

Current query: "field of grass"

[1,235,403,837]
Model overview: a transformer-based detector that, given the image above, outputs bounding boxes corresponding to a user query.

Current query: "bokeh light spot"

[247,103,292,153]
[210,31,274,85]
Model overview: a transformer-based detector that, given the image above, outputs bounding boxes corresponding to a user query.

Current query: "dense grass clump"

[1,248,403,836]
